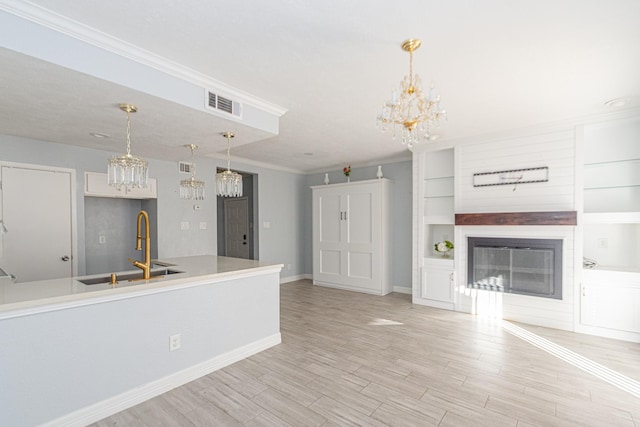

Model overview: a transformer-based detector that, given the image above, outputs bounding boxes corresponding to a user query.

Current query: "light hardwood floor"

[94,280,640,426]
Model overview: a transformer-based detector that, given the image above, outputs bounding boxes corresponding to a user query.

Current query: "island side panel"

[0,270,281,427]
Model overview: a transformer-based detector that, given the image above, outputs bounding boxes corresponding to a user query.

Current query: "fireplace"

[467,237,563,300]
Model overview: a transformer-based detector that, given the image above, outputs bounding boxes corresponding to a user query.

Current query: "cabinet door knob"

[61,255,70,262]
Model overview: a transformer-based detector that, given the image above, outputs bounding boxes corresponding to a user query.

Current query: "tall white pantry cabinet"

[312,179,392,295]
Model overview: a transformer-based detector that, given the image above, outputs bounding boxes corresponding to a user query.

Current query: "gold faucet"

[128,210,151,279]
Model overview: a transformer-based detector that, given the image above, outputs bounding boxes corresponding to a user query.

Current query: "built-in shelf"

[424,256,454,265]
[584,184,640,191]
[583,212,640,224]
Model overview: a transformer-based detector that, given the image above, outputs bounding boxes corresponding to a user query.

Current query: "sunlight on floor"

[456,285,640,398]
[502,320,640,399]
[368,318,404,326]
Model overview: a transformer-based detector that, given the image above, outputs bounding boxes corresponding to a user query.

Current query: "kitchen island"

[0,256,283,427]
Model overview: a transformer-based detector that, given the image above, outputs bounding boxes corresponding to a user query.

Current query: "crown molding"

[411,107,640,153]
[0,0,288,117]
[206,152,305,175]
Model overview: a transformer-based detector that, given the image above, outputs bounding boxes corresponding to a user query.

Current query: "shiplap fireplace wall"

[455,128,578,330]
[413,125,579,331]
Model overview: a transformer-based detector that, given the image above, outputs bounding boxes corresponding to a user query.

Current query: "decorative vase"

[440,251,451,258]
[376,165,383,179]
[346,176,350,183]
[324,173,330,185]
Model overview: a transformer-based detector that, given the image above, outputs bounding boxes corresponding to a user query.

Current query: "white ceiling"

[1,0,639,173]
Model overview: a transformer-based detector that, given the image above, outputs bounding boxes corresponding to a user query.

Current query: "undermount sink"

[78,268,184,285]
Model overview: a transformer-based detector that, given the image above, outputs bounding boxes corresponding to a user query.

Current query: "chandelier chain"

[125,110,132,156]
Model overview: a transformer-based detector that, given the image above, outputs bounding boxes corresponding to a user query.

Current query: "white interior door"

[1,166,74,282]
[224,197,250,259]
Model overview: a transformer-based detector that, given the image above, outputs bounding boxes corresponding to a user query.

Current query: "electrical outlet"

[169,334,181,351]
[199,222,207,230]
[263,221,271,229]
[98,235,106,244]
[597,238,608,248]
[180,221,189,230]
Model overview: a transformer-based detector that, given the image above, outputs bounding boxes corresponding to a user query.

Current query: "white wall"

[454,128,578,330]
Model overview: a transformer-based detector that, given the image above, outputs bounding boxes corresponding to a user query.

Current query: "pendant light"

[180,144,205,200]
[107,104,149,189]
[216,132,243,197]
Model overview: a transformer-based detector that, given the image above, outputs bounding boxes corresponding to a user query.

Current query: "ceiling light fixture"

[107,104,148,189]
[377,38,446,148]
[180,144,205,200]
[216,132,243,197]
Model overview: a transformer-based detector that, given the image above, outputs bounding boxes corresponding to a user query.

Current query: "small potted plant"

[434,240,454,258]
[343,165,351,182]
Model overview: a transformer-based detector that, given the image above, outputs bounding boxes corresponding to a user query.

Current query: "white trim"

[393,286,412,295]
[0,265,283,320]
[41,333,282,427]
[304,155,412,175]
[411,108,640,154]
[0,0,287,118]
[280,274,312,283]
[208,152,305,175]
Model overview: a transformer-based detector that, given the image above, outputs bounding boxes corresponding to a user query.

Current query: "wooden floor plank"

[92,280,640,426]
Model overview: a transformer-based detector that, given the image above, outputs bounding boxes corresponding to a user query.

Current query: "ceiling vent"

[206,90,242,118]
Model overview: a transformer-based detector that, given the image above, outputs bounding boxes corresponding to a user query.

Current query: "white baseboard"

[393,286,412,295]
[43,333,282,427]
[280,274,312,283]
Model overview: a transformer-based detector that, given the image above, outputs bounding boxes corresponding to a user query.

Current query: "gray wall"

[304,161,413,288]
[0,134,409,284]
[0,270,281,426]
[0,134,306,279]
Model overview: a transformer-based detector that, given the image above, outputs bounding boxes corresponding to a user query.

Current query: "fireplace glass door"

[468,237,562,300]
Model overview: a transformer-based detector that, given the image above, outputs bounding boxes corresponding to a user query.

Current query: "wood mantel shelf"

[455,211,577,226]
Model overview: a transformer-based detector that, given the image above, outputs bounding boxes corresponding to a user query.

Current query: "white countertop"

[0,255,283,319]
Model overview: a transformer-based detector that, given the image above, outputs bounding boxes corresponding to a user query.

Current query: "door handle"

[243,234,247,240]
[61,255,70,262]
[243,242,247,245]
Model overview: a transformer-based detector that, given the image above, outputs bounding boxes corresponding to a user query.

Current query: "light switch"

[263,221,271,229]
[180,221,189,230]
[199,222,207,230]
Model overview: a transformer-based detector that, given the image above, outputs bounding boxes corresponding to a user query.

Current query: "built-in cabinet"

[84,172,157,199]
[413,146,456,309]
[580,119,640,341]
[311,179,391,295]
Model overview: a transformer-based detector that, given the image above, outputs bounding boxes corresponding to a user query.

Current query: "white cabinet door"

[422,263,454,303]
[85,172,157,199]
[316,191,343,282]
[345,186,380,291]
[312,180,390,295]
[581,284,640,333]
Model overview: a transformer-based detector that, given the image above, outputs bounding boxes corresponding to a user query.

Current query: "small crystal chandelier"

[377,38,446,148]
[107,104,149,189]
[180,144,205,200]
[216,132,243,197]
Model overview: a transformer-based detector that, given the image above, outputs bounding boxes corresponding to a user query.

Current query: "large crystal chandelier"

[377,39,446,148]
[180,144,205,200]
[107,104,148,189]
[216,132,243,197]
